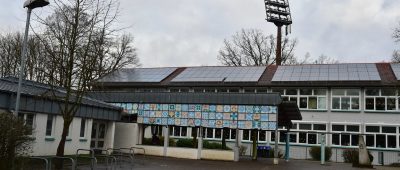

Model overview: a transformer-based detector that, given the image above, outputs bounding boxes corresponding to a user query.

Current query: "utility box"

[257,146,271,158]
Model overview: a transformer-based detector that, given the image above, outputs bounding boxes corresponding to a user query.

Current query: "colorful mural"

[112,103,277,130]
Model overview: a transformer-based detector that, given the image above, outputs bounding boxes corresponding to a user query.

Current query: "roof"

[0,77,122,121]
[92,63,400,88]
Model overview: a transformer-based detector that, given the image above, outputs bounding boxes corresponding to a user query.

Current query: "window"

[259,130,266,141]
[365,125,398,148]
[365,89,398,111]
[242,130,250,141]
[331,89,360,110]
[299,89,327,110]
[331,124,360,146]
[170,126,187,137]
[46,114,54,136]
[18,113,35,135]
[80,118,86,137]
[283,122,327,145]
[273,89,298,105]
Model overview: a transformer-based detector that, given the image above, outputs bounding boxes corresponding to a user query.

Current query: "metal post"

[273,108,279,165]
[285,132,290,162]
[321,133,326,165]
[14,8,32,116]
[276,25,282,66]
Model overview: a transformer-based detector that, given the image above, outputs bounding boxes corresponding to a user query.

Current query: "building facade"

[91,63,400,165]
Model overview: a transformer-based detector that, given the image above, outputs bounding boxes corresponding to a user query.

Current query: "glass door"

[91,121,107,149]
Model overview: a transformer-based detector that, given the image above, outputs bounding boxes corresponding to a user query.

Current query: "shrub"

[239,145,247,156]
[309,146,332,161]
[0,112,34,170]
[342,149,373,167]
[176,138,196,148]
[142,136,176,146]
[203,140,231,150]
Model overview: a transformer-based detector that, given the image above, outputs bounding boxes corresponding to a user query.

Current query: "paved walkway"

[80,155,399,170]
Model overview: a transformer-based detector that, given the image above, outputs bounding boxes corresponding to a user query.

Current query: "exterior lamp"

[14,0,49,116]
[264,0,293,165]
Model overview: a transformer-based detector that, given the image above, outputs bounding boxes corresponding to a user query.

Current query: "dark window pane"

[91,123,97,138]
[229,89,239,93]
[259,130,266,141]
[282,96,289,102]
[300,89,312,95]
[244,89,255,93]
[366,126,380,133]
[230,129,236,140]
[192,127,198,137]
[341,134,350,146]
[272,89,284,94]
[341,97,350,110]
[308,134,317,144]
[98,124,106,139]
[26,114,34,127]
[207,128,213,138]
[181,127,187,137]
[217,89,228,93]
[309,97,317,109]
[387,98,396,110]
[286,89,297,95]
[243,130,250,140]
[97,141,104,148]
[381,89,396,96]
[375,98,385,110]
[170,89,180,93]
[351,135,359,146]
[332,97,340,109]
[332,89,345,95]
[80,119,86,137]
[271,132,275,142]
[332,125,344,131]
[365,98,374,110]
[347,125,359,132]
[169,126,174,135]
[388,135,396,148]
[366,89,379,96]
[257,89,268,93]
[347,89,359,96]
[46,115,53,136]
[279,132,287,142]
[204,89,216,93]
[300,97,307,109]
[90,141,95,148]
[180,89,189,93]
[299,132,307,143]
[299,124,312,130]
[366,135,374,147]
[382,126,396,133]
[314,89,327,95]
[376,134,386,148]
[314,124,326,131]
[194,89,204,93]
[289,134,297,143]
[351,98,360,110]
[289,97,298,105]
[215,129,222,138]
[332,134,340,145]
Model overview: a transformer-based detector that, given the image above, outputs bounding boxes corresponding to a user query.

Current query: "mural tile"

[162,118,168,125]
[253,114,260,120]
[175,119,181,126]
[208,112,216,119]
[245,113,253,120]
[189,105,196,111]
[182,104,189,111]
[223,120,230,128]
[169,104,176,111]
[175,104,182,111]
[168,118,175,125]
[169,111,175,118]
[216,105,224,112]
[216,113,223,119]
[209,105,216,112]
[188,112,195,118]
[223,113,231,120]
[188,119,195,127]
[260,114,268,121]
[202,112,209,119]
[162,111,169,117]
[175,112,181,118]
[195,112,202,119]
[246,106,254,113]
[149,111,156,117]
[195,105,202,112]
[195,119,202,126]
[181,112,188,118]
[202,105,209,112]
[223,105,231,112]
[181,119,188,126]
[231,105,238,112]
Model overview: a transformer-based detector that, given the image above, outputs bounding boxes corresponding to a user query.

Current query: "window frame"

[364,89,398,112]
[45,114,56,137]
[364,124,399,149]
[331,89,361,111]
[330,123,361,147]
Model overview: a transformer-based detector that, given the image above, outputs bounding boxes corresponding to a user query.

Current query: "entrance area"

[91,121,107,149]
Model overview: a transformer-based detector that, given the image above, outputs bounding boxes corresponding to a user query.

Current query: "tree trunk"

[55,118,71,169]
[192,127,198,148]
[222,128,228,149]
[252,129,258,160]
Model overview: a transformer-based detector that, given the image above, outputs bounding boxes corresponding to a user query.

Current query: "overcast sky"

[1,0,400,67]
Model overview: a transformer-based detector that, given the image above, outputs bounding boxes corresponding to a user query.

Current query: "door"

[91,121,107,149]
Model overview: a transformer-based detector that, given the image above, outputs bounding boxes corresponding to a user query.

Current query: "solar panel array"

[390,63,400,80]
[272,64,381,81]
[98,68,177,82]
[171,67,266,82]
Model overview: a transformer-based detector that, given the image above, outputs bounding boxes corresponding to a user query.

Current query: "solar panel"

[171,66,266,82]
[391,63,400,80]
[272,64,381,82]
[97,68,177,83]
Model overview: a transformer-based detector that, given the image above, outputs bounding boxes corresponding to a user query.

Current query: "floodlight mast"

[264,0,292,165]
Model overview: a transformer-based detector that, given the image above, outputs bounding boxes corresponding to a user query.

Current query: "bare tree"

[218,28,298,66]
[300,52,339,64]
[392,50,400,63]
[394,22,400,42]
[27,0,140,162]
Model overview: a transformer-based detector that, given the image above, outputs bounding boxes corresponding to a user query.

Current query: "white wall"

[113,123,139,148]
[31,113,93,156]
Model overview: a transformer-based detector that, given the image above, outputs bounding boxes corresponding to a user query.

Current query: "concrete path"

[79,155,399,170]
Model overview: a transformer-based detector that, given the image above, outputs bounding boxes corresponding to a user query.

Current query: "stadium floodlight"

[264,0,292,26]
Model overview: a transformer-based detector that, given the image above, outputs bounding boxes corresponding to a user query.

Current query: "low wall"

[167,147,198,159]
[201,149,235,161]
[138,145,164,156]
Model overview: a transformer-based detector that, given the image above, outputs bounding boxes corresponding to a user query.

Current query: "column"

[197,127,203,159]
[163,125,169,157]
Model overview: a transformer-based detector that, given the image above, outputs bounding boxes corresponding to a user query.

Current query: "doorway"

[91,121,107,149]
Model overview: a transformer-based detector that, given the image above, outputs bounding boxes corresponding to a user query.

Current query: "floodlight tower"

[264,0,293,165]
[264,0,293,66]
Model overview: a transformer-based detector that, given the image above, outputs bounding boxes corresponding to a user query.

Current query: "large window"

[170,126,188,137]
[331,89,360,111]
[365,89,398,111]
[331,124,360,146]
[80,118,86,138]
[272,89,327,110]
[201,128,221,139]
[278,122,326,145]
[365,125,398,148]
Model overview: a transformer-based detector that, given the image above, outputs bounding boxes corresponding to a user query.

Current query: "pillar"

[234,128,240,161]
[163,125,169,156]
[321,133,326,165]
[197,127,203,159]
[285,132,290,162]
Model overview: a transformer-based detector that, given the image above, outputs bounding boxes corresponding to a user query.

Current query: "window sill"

[45,137,55,141]
[299,109,328,112]
[79,138,88,142]
[331,110,361,113]
[364,110,400,114]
